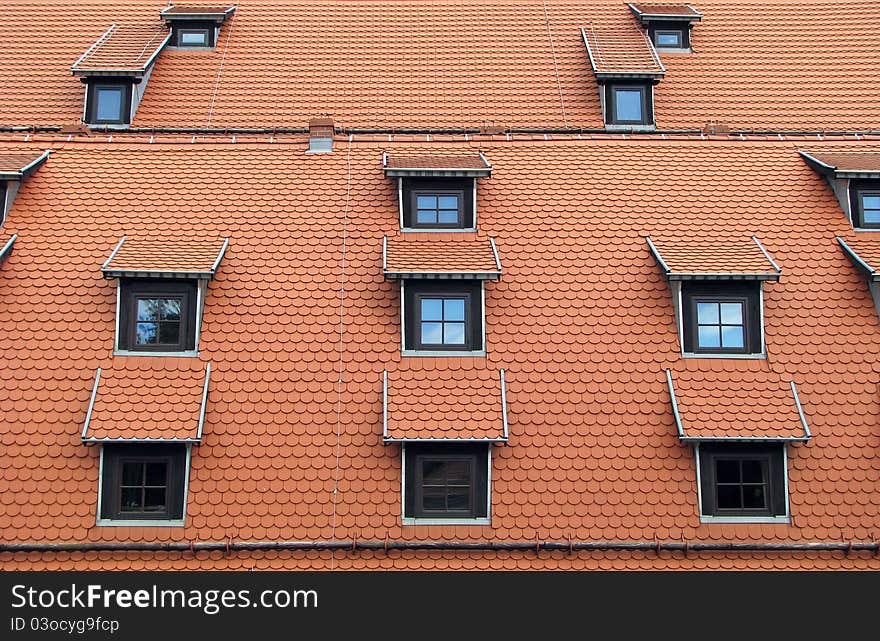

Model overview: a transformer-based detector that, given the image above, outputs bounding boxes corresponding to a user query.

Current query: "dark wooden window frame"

[100,444,187,521]
[0,181,7,225]
[402,178,474,229]
[171,21,216,48]
[85,81,132,125]
[605,82,652,125]
[647,22,691,49]
[404,444,489,519]
[850,180,880,228]
[118,279,197,352]
[682,282,761,355]
[699,444,786,517]
[403,280,482,351]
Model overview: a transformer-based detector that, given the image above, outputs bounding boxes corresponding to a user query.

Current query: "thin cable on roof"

[542,1,568,127]
[206,7,237,126]
[330,134,353,571]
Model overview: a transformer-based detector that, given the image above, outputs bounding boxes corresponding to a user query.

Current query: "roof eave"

[383,270,501,281]
[666,273,781,282]
[382,436,508,444]
[102,269,216,280]
[384,168,492,178]
[836,236,878,281]
[595,71,665,81]
[678,436,811,443]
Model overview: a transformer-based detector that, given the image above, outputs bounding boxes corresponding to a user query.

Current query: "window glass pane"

[444,299,465,321]
[697,302,719,324]
[438,195,459,209]
[144,462,166,486]
[447,490,471,511]
[120,487,142,512]
[742,485,767,509]
[445,461,471,483]
[143,488,167,511]
[136,322,158,345]
[438,209,459,224]
[137,299,160,321]
[715,459,740,484]
[417,209,438,224]
[121,462,143,486]
[421,298,443,321]
[720,302,742,324]
[96,87,123,121]
[721,325,744,348]
[443,322,466,345]
[417,195,437,209]
[421,322,443,344]
[740,459,764,483]
[160,299,181,321]
[716,485,741,509]
[180,30,208,46]
[698,325,720,348]
[422,493,445,511]
[157,322,181,344]
[421,461,444,484]
[614,88,643,122]
[862,195,880,223]
[655,31,681,47]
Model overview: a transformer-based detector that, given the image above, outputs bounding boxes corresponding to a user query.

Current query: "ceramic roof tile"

[384,236,500,278]
[0,151,49,175]
[161,5,236,16]
[82,358,209,442]
[102,236,228,277]
[72,24,169,75]
[802,152,880,173]
[837,237,880,280]
[2,1,879,130]
[384,368,507,441]
[385,155,490,171]
[629,3,702,18]
[667,366,809,440]
[648,236,781,279]
[582,22,665,76]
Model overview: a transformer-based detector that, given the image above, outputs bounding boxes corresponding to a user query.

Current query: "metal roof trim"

[0,234,17,266]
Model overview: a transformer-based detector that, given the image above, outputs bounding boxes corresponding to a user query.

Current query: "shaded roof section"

[383,368,508,442]
[384,153,492,178]
[81,359,210,442]
[581,24,665,79]
[72,24,170,77]
[666,367,810,441]
[102,236,229,279]
[628,3,703,21]
[647,235,781,280]
[799,151,880,179]
[837,237,880,282]
[160,4,236,21]
[0,150,50,180]
[383,236,501,280]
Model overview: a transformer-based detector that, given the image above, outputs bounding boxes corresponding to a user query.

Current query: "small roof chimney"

[307,117,334,153]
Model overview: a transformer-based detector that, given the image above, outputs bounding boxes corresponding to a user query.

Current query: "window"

[404,444,489,520]
[100,444,187,521]
[171,22,216,48]
[699,444,786,518]
[118,280,197,352]
[682,283,761,355]
[646,21,692,49]
[654,29,683,48]
[851,182,880,228]
[87,83,130,125]
[606,84,652,126]
[403,280,482,352]
[402,178,474,229]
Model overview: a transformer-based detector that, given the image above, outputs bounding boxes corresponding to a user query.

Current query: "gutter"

[1,539,878,554]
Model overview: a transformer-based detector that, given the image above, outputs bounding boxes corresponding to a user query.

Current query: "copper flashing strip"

[489,237,502,273]
[382,370,388,441]
[837,236,879,281]
[80,368,102,441]
[381,235,388,273]
[665,369,686,439]
[211,237,230,274]
[196,362,211,442]
[500,369,509,441]
[790,380,812,440]
[752,236,782,275]
[646,236,670,273]
[0,234,17,265]
[101,236,126,271]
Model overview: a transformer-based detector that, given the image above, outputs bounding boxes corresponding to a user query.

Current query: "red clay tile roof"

[629,3,702,19]
[0,151,50,176]
[81,358,209,442]
[582,23,665,77]
[102,236,228,278]
[384,367,507,441]
[160,5,236,17]
[837,237,880,281]
[384,236,501,279]
[3,2,879,130]
[800,151,880,175]
[648,236,781,279]
[667,365,809,440]
[72,24,169,75]
[385,155,490,171]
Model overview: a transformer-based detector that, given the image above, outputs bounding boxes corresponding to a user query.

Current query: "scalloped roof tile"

[649,236,780,278]
[384,236,500,277]
[102,236,227,277]
[72,24,169,75]
[582,22,665,76]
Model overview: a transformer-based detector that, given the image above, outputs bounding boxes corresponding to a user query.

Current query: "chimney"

[307,117,334,153]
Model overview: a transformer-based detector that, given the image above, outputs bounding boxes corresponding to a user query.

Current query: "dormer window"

[628,4,703,52]
[647,236,781,358]
[800,151,880,231]
[160,5,236,49]
[384,154,492,231]
[71,25,170,127]
[102,236,228,356]
[0,150,50,226]
[581,27,665,130]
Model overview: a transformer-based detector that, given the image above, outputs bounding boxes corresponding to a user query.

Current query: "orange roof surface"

[0,151,49,175]
[802,151,880,173]
[386,155,490,171]
[102,236,228,277]
[2,1,880,130]
[582,23,665,76]
[72,24,169,75]
[384,367,507,441]
[82,358,209,442]
[837,236,880,280]
[667,364,809,440]
[384,236,500,278]
[629,3,702,18]
[161,4,236,16]
[648,236,781,279]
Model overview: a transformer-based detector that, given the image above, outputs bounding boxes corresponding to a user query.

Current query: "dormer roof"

[71,24,170,78]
